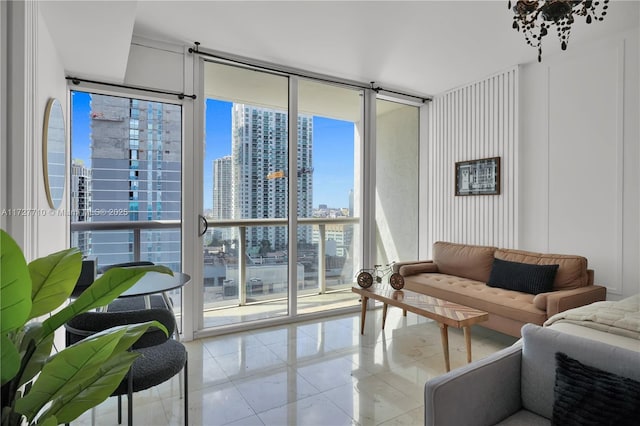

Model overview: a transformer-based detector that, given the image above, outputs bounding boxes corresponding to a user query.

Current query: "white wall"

[375,101,419,264]
[4,1,68,259]
[520,27,640,299]
[426,67,519,253]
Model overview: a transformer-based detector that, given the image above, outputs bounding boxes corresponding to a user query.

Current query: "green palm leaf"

[38,351,139,424]
[15,321,162,422]
[39,265,172,341]
[0,230,32,335]
[36,414,58,426]
[1,334,20,385]
[28,248,82,320]
[17,323,54,388]
[14,328,127,421]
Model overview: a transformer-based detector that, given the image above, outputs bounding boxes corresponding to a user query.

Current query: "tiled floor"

[73,307,517,426]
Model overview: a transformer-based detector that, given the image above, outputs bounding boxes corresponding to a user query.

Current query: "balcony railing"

[71,217,359,305]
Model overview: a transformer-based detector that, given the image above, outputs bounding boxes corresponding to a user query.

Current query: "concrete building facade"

[89,94,182,270]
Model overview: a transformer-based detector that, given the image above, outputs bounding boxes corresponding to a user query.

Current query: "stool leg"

[184,355,189,426]
[117,395,122,424]
[128,372,133,426]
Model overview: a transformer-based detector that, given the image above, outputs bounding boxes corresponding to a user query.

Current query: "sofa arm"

[392,260,433,273]
[425,344,523,426]
[534,285,607,317]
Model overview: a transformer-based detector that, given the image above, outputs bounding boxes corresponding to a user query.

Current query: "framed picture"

[455,156,500,196]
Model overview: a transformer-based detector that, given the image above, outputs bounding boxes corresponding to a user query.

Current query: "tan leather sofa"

[394,241,607,337]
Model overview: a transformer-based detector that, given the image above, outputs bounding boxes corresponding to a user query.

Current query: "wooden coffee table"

[352,285,489,372]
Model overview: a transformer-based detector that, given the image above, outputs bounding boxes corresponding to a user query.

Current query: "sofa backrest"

[495,248,589,290]
[520,324,640,419]
[432,241,497,283]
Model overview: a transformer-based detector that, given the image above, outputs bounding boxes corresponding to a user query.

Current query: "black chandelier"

[509,0,610,62]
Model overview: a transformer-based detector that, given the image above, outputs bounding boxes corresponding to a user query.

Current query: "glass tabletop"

[119,272,191,297]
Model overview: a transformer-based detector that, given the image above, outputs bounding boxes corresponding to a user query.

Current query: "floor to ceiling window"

[200,61,363,331]
[69,90,183,317]
[296,79,363,314]
[67,59,421,339]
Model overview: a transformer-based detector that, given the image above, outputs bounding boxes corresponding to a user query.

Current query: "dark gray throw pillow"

[487,258,558,295]
[552,352,640,426]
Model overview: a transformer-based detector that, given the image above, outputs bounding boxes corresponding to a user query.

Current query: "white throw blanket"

[544,294,640,340]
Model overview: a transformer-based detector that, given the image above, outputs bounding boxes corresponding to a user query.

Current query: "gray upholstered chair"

[424,324,640,426]
[65,308,188,425]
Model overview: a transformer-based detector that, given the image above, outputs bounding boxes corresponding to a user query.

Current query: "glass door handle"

[198,215,208,237]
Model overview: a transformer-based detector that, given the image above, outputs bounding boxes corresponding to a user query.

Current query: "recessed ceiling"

[42,1,640,96]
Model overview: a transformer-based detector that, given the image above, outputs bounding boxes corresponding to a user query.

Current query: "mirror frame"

[43,98,67,209]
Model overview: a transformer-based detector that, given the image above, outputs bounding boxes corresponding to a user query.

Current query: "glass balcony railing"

[70,217,360,307]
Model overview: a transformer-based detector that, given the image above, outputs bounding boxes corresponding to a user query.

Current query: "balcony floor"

[202,289,361,328]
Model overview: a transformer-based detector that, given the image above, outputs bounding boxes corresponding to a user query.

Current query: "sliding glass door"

[199,61,363,331]
[296,79,363,314]
[201,62,290,328]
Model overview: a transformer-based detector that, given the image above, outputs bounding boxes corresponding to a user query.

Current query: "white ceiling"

[41,1,640,97]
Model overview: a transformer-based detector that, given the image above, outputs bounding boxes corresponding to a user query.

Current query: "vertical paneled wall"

[426,67,518,254]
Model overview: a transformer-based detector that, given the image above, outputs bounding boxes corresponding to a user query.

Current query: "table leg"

[360,296,369,335]
[463,326,472,363]
[403,309,407,317]
[382,303,388,330]
[439,323,451,372]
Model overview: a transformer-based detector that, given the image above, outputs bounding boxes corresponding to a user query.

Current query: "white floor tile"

[257,394,358,426]
[69,310,516,426]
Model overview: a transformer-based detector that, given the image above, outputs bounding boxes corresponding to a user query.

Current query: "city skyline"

[72,92,355,211]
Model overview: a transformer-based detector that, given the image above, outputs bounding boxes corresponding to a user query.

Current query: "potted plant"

[0,229,173,426]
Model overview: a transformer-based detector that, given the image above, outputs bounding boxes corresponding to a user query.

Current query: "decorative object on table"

[42,98,66,209]
[508,0,610,62]
[356,262,404,290]
[455,156,500,196]
[0,229,172,426]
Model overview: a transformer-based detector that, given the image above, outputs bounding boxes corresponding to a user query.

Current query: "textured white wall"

[520,27,639,299]
[426,67,519,254]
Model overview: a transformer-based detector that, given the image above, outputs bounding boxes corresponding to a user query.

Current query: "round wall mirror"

[43,98,66,209]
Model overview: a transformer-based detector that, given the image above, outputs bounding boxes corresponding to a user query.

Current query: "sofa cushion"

[495,249,588,290]
[520,324,640,420]
[552,352,640,426]
[487,258,559,295]
[398,262,439,276]
[432,241,497,283]
[402,273,547,325]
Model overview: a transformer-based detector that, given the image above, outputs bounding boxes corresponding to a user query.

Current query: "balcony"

[71,217,361,330]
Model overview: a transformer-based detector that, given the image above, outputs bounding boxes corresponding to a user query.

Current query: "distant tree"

[259,239,272,256]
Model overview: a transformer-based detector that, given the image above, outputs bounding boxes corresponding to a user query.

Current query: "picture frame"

[455,156,500,196]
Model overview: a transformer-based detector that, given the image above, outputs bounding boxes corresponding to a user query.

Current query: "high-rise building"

[213,156,232,220]
[231,104,313,251]
[70,159,92,253]
[212,155,233,242]
[89,94,182,270]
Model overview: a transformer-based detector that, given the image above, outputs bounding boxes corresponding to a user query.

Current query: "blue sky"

[71,92,354,210]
